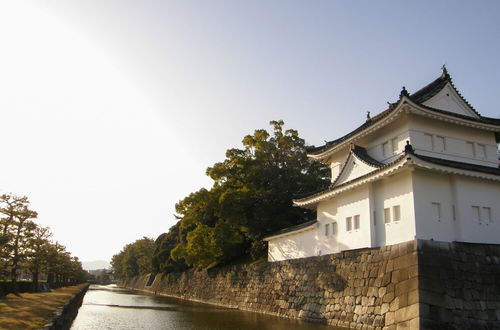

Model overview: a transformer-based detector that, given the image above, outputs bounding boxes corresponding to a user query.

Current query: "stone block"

[389,297,400,312]
[382,292,395,303]
[395,278,418,297]
[385,311,395,326]
[394,303,419,323]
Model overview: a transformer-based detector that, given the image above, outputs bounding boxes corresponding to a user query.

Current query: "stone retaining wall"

[120,240,500,329]
[43,284,89,330]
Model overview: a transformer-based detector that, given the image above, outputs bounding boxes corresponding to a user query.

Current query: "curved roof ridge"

[409,67,481,117]
[351,145,385,167]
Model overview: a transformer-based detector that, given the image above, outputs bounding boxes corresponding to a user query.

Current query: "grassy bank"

[0,283,87,329]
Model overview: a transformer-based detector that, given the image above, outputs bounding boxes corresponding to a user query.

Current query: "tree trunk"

[31,272,39,292]
[10,267,18,294]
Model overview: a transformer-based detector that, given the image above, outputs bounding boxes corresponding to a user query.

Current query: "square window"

[482,207,492,224]
[424,133,433,150]
[393,205,401,222]
[384,208,391,224]
[346,217,352,231]
[354,215,360,230]
[465,141,475,157]
[472,206,480,223]
[332,222,338,235]
[325,223,330,236]
[432,202,441,221]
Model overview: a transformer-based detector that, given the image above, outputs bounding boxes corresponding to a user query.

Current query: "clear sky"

[0,1,498,262]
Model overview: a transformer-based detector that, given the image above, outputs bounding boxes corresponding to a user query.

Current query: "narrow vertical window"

[393,205,401,222]
[432,202,441,221]
[471,206,480,223]
[332,222,338,235]
[354,215,360,230]
[391,138,399,153]
[465,141,475,157]
[346,217,352,232]
[382,141,390,157]
[424,133,433,150]
[482,207,492,224]
[435,136,445,152]
[325,223,330,236]
[384,208,391,224]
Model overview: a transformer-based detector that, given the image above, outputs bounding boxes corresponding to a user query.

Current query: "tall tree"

[0,194,38,293]
[169,120,329,268]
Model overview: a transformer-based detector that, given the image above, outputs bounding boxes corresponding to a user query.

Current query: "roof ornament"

[404,140,415,154]
[399,86,410,98]
[366,111,371,122]
[441,64,451,80]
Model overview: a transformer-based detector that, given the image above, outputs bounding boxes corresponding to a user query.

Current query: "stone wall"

[43,284,89,330]
[418,240,500,329]
[119,240,500,329]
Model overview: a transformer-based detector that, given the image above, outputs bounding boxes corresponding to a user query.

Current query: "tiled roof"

[295,147,500,205]
[262,219,317,240]
[308,69,500,156]
[415,154,500,175]
[352,145,385,167]
[409,66,481,117]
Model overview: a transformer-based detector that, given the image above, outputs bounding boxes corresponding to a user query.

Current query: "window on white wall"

[382,141,390,157]
[435,136,446,152]
[391,138,399,153]
[465,141,475,157]
[476,144,486,159]
[393,205,401,222]
[325,223,330,236]
[346,217,352,232]
[482,207,492,224]
[424,133,433,150]
[384,208,391,224]
[432,202,441,222]
[354,215,360,230]
[471,206,480,223]
[332,222,338,235]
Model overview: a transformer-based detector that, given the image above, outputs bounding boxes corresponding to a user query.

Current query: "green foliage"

[111,237,155,279]
[167,120,329,269]
[118,120,329,273]
[0,193,87,291]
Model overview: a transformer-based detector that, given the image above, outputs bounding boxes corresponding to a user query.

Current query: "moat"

[71,285,336,329]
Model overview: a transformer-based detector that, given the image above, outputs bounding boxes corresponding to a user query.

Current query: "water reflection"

[71,285,336,330]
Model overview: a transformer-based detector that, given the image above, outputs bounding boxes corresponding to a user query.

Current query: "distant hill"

[82,260,110,271]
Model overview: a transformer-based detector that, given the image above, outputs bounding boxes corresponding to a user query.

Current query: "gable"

[422,83,479,118]
[334,152,379,187]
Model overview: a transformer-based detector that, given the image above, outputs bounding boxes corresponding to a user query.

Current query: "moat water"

[71,285,336,330]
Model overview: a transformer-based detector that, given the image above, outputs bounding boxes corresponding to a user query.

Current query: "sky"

[0,1,498,262]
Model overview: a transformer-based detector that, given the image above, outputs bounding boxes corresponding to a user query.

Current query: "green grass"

[0,284,87,329]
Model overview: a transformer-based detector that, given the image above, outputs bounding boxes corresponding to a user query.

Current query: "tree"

[111,237,155,279]
[169,120,329,268]
[25,226,52,292]
[0,194,38,293]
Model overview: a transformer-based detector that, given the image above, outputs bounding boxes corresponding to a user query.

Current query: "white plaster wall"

[335,155,377,186]
[317,186,372,252]
[373,170,416,247]
[267,228,318,262]
[361,117,411,165]
[329,150,349,182]
[453,176,500,244]
[408,115,498,167]
[422,83,478,117]
[412,170,456,242]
